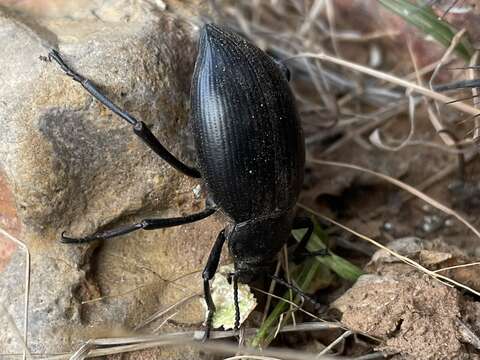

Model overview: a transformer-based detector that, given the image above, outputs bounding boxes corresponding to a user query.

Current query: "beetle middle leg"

[202,229,227,341]
[268,273,324,312]
[292,217,328,261]
[48,49,201,178]
[61,207,216,243]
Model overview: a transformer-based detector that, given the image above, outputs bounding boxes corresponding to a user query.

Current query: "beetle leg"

[202,229,227,341]
[48,49,201,178]
[268,274,324,312]
[61,207,216,243]
[291,217,329,261]
[231,272,240,331]
[292,217,314,259]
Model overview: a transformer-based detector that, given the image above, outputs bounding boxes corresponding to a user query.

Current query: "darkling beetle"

[49,23,322,338]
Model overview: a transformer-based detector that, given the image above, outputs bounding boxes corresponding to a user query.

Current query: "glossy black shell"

[191,24,305,222]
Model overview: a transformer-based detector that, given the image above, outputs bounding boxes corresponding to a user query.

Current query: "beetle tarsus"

[49,49,84,83]
[60,231,91,244]
[202,306,214,342]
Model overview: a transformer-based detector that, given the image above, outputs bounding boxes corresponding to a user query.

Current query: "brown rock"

[333,272,479,359]
[0,1,220,357]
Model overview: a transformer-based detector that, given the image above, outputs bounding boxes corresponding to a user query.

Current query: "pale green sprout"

[200,264,257,330]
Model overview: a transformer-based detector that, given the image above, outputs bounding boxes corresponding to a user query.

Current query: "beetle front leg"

[231,272,240,331]
[202,229,227,341]
[61,207,216,243]
[48,49,201,178]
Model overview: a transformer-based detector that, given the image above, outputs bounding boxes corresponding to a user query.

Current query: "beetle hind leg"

[60,207,216,244]
[48,49,201,178]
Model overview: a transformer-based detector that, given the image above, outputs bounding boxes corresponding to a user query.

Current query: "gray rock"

[0,1,222,357]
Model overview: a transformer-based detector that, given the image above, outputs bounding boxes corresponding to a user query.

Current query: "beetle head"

[228,212,293,283]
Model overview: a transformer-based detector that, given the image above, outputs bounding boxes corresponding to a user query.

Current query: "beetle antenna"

[230,272,241,331]
[267,274,323,311]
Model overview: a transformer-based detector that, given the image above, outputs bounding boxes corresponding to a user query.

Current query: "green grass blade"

[250,258,322,349]
[291,227,363,282]
[250,223,363,348]
[378,0,473,61]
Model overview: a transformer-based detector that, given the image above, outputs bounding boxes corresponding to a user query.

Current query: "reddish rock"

[0,170,20,272]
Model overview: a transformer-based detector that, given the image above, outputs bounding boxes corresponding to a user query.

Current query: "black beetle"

[49,23,319,338]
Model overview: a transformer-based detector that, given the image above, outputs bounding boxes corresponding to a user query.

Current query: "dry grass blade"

[152,311,179,333]
[307,158,480,240]
[368,90,416,151]
[38,325,351,360]
[251,257,327,348]
[423,29,468,146]
[288,52,479,116]
[281,246,296,327]
[297,0,324,36]
[223,356,281,360]
[135,294,199,330]
[252,286,322,322]
[0,227,31,360]
[81,282,153,305]
[317,330,352,357]
[0,303,32,360]
[429,28,467,91]
[199,341,341,360]
[261,257,282,324]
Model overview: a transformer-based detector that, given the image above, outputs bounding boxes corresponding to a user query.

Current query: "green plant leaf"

[379,0,473,61]
[250,222,363,348]
[291,226,363,282]
[250,258,322,349]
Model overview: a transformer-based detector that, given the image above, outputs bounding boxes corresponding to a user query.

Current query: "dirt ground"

[213,1,480,359]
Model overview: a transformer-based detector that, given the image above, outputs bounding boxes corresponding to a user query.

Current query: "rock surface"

[333,240,480,360]
[0,1,222,357]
